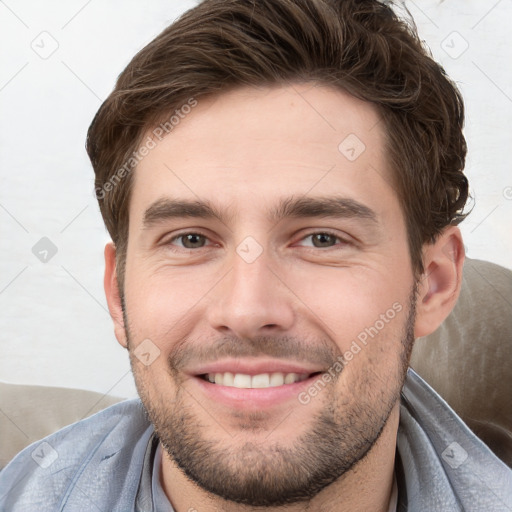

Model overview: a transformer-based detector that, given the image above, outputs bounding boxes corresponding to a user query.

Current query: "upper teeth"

[205,372,309,388]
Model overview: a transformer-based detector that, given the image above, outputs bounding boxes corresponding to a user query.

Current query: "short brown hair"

[87,0,468,292]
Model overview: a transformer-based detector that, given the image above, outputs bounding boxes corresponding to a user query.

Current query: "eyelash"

[301,231,352,248]
[164,230,351,251]
[166,232,217,250]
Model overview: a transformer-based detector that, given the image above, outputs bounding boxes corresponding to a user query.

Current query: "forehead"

[129,84,397,224]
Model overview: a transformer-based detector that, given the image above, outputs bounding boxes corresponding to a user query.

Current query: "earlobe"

[414,227,465,338]
[104,242,128,348]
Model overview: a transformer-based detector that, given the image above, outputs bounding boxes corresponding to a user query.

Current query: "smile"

[201,372,314,388]
[189,359,327,409]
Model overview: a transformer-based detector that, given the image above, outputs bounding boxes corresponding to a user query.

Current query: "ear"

[414,226,465,338]
[104,242,128,349]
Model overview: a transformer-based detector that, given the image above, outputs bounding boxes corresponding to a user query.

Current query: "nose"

[206,249,296,339]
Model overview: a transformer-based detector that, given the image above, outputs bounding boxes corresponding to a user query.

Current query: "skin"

[104,84,465,511]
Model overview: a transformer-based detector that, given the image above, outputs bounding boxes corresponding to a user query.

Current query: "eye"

[169,233,210,249]
[297,232,347,249]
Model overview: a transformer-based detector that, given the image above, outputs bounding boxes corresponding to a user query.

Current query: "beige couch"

[1,258,511,469]
[0,383,123,469]
[410,257,512,467]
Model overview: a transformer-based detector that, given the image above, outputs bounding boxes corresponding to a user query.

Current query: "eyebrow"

[269,196,378,224]
[142,196,378,229]
[142,198,232,228]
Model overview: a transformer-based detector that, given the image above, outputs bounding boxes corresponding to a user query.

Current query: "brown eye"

[176,233,207,248]
[310,233,338,248]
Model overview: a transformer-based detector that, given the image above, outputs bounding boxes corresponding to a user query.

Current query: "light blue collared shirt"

[1,369,511,511]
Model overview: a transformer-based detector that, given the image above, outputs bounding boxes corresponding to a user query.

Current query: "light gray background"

[1,0,511,399]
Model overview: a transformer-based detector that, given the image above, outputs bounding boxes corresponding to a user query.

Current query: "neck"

[159,403,400,512]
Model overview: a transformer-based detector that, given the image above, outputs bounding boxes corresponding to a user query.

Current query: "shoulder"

[0,399,153,512]
[398,368,512,510]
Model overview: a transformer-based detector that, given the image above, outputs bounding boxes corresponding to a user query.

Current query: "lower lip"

[192,374,320,410]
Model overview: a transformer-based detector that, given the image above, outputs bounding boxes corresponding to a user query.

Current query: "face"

[119,84,417,506]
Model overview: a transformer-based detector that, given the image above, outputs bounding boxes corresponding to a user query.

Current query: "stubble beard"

[124,293,416,507]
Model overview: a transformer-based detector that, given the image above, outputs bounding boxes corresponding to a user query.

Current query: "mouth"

[199,371,321,389]
[187,359,327,410]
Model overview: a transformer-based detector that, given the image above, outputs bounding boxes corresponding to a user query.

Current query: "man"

[1,0,511,510]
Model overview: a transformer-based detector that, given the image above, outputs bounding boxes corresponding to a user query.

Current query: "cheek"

[280,263,410,351]
[123,261,216,345]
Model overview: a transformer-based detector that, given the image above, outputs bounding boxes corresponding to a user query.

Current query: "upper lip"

[187,358,325,377]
